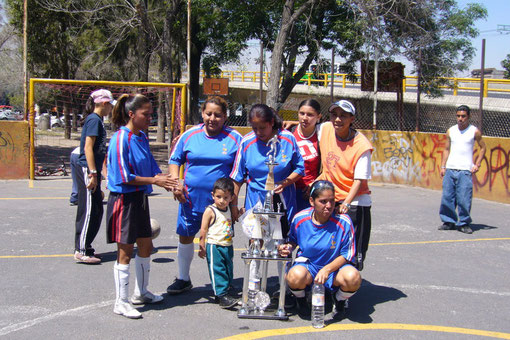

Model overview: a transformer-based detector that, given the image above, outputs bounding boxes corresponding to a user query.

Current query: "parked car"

[35,113,64,128]
[0,110,23,121]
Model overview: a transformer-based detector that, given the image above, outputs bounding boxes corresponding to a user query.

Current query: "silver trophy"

[238,134,290,320]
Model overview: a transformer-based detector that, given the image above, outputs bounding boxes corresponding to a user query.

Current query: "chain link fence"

[215,87,510,138]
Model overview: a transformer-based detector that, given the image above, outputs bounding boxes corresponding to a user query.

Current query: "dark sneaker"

[166,278,193,294]
[296,296,310,317]
[332,295,348,320]
[459,225,473,234]
[438,222,456,230]
[217,294,240,309]
[74,251,101,264]
[69,201,77,206]
[284,291,296,309]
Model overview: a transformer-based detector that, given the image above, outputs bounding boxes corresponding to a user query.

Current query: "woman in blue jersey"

[278,180,361,320]
[167,96,242,295]
[230,104,304,235]
[106,94,176,319]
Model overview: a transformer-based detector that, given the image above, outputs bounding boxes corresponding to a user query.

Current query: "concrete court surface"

[0,178,509,340]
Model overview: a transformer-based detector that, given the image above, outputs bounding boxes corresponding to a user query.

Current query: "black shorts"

[106,191,151,244]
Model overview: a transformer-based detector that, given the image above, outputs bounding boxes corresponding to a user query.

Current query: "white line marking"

[0,300,113,336]
[372,282,510,297]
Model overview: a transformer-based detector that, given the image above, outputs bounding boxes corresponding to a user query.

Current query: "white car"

[35,113,64,129]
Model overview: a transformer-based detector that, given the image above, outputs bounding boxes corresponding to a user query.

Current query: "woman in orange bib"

[316,100,373,271]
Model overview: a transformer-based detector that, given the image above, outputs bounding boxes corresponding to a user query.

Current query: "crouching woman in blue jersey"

[106,94,176,319]
[278,180,361,320]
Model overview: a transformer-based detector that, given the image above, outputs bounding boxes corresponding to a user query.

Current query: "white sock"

[336,289,356,301]
[290,289,305,298]
[114,262,130,302]
[177,242,194,281]
[133,255,151,297]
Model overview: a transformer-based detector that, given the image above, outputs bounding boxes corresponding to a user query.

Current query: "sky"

[457,0,510,71]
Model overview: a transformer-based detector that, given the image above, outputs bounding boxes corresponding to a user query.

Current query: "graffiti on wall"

[370,132,421,183]
[364,129,510,204]
[0,121,30,179]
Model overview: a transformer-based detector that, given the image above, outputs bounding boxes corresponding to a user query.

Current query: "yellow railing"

[202,70,510,97]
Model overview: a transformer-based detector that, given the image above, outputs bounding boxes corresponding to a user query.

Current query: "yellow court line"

[1,237,509,259]
[371,237,510,246]
[219,323,510,340]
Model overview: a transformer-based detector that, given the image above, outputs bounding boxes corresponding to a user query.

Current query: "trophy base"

[238,307,288,320]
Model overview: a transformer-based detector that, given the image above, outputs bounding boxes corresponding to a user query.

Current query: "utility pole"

[479,39,486,134]
[259,41,264,103]
[330,48,335,102]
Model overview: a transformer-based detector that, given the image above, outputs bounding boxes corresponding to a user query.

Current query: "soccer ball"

[151,219,161,239]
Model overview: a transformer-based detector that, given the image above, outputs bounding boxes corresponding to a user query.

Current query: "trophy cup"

[238,135,290,320]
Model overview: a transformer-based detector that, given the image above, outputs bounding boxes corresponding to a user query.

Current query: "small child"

[199,177,239,309]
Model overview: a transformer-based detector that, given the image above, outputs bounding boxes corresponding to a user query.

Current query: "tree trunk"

[266,0,319,111]
[136,1,152,82]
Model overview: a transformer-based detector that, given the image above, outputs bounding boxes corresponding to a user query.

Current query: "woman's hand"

[87,174,98,192]
[314,267,331,284]
[338,202,350,214]
[172,186,187,204]
[154,174,178,191]
[278,243,293,257]
[274,178,291,194]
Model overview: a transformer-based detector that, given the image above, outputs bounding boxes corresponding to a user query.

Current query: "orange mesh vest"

[318,122,373,202]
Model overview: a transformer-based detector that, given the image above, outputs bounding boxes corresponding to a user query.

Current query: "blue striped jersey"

[289,208,356,266]
[230,129,305,222]
[107,126,161,194]
[169,124,242,213]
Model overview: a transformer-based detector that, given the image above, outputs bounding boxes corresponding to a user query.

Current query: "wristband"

[90,169,98,174]
[441,166,446,169]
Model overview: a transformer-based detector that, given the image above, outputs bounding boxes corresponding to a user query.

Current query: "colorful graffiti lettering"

[366,129,510,204]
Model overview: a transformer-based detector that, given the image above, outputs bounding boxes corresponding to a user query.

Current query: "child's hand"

[198,243,206,259]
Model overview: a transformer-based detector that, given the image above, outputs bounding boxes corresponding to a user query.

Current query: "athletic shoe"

[74,251,101,264]
[332,294,348,320]
[113,300,142,319]
[296,296,310,317]
[459,225,473,234]
[166,278,193,294]
[438,222,456,231]
[131,291,164,305]
[69,201,77,206]
[216,294,240,309]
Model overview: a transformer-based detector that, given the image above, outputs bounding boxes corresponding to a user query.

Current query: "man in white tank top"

[438,105,486,234]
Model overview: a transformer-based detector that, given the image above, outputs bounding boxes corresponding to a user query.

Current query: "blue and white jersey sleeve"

[338,214,356,262]
[108,128,136,185]
[229,134,249,184]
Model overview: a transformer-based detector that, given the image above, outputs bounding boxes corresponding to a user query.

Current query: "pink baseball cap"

[91,89,116,105]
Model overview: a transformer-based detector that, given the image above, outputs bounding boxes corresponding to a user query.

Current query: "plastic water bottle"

[247,277,260,312]
[311,283,325,328]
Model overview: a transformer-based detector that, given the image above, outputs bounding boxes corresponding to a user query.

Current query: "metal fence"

[209,87,510,138]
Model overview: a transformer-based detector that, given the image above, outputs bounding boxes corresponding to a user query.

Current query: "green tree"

[502,54,510,79]
[345,0,487,97]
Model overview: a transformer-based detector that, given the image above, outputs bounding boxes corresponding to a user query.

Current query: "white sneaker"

[113,300,142,319]
[131,291,164,305]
